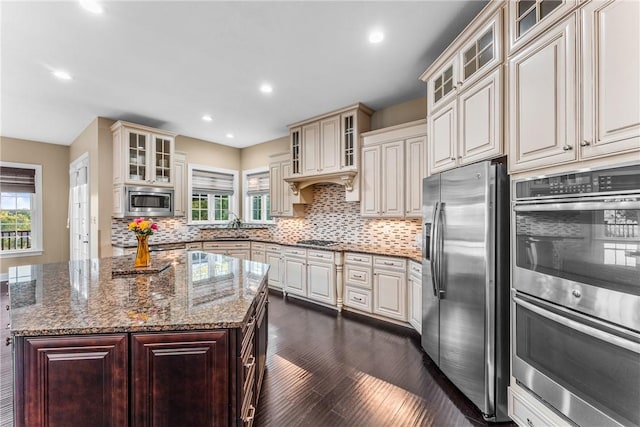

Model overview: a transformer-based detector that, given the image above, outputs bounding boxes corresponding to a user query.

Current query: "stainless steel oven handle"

[514,200,640,212]
[514,295,640,353]
[429,202,439,298]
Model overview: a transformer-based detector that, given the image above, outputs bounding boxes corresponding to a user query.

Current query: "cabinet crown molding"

[110,120,177,137]
[287,102,374,128]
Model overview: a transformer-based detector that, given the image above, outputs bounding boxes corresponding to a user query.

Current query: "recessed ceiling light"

[225,133,235,139]
[369,30,384,44]
[202,115,213,122]
[79,0,104,14]
[259,83,273,94]
[52,70,72,81]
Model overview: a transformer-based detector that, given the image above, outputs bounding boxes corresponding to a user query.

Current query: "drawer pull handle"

[353,297,363,302]
[383,261,395,266]
[353,274,363,279]
[5,337,11,346]
[526,417,534,427]
[244,405,256,422]
[244,355,256,369]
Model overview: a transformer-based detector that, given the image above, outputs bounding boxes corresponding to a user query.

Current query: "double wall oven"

[512,163,640,427]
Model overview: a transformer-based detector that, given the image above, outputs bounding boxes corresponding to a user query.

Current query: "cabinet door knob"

[580,140,591,147]
[450,157,456,161]
[562,145,573,151]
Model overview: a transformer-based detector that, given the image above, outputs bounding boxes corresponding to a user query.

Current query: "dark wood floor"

[0,284,514,427]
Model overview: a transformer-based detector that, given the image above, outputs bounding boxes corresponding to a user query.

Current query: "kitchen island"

[8,250,269,427]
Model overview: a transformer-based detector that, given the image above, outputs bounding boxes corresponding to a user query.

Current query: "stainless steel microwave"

[125,186,174,217]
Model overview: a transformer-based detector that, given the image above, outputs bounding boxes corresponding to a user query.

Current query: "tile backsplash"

[112,183,421,250]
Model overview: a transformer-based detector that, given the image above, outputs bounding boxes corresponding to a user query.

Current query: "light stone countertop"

[9,250,269,337]
[113,238,423,263]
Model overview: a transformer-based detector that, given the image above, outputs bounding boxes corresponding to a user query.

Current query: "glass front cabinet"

[112,121,176,187]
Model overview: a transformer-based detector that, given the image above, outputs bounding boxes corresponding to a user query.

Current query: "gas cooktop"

[296,239,340,247]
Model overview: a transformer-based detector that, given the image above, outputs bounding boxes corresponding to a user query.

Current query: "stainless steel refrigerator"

[421,160,510,422]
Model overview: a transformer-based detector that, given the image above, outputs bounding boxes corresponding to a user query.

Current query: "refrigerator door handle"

[429,202,440,297]
[436,202,445,299]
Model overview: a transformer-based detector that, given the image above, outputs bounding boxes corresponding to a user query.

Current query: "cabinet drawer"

[344,252,373,265]
[344,286,373,313]
[509,387,563,427]
[251,242,266,251]
[409,261,422,278]
[284,247,307,258]
[344,265,372,289]
[373,256,406,270]
[266,244,280,252]
[203,241,250,250]
[185,242,202,249]
[307,249,334,262]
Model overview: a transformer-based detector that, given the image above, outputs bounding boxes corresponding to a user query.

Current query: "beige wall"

[240,136,288,171]
[0,137,70,275]
[371,96,427,130]
[176,135,241,170]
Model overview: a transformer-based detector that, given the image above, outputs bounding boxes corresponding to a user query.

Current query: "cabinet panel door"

[20,334,128,427]
[269,162,282,216]
[125,128,151,184]
[307,261,336,305]
[265,251,282,289]
[405,136,427,218]
[429,99,458,174]
[173,153,186,216]
[360,145,380,216]
[284,257,307,296]
[381,141,405,218]
[508,15,577,172]
[281,161,294,216]
[302,122,320,175]
[373,270,407,321]
[459,67,503,165]
[131,331,229,427]
[581,0,640,159]
[320,116,341,173]
[409,275,422,333]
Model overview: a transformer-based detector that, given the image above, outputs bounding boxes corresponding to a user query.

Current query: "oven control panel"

[516,164,640,198]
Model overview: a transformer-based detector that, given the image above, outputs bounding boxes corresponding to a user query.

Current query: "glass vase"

[135,235,151,268]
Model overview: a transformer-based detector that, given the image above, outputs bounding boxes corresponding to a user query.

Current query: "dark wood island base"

[9,251,268,426]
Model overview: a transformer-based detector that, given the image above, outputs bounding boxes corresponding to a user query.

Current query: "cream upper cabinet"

[111,121,175,187]
[508,14,577,172]
[405,136,427,218]
[380,141,405,218]
[287,103,373,180]
[361,120,426,218]
[301,122,320,175]
[360,145,380,217]
[458,66,503,166]
[173,152,186,217]
[429,99,458,174]
[269,153,307,218]
[423,5,505,175]
[580,0,640,160]
[508,0,578,55]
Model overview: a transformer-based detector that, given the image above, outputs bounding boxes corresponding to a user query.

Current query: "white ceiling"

[1,0,487,148]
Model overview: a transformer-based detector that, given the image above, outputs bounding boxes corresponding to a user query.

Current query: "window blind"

[0,166,36,193]
[246,171,270,195]
[192,169,234,195]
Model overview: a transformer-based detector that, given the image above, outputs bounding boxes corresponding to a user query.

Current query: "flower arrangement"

[128,217,158,236]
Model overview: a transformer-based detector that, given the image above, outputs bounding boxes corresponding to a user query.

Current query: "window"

[0,163,42,256]
[243,168,272,223]
[188,164,238,225]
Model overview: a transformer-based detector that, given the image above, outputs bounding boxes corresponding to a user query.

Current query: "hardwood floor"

[0,285,514,427]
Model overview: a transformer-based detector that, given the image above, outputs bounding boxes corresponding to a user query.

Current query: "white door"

[69,154,90,261]
[381,141,405,218]
[284,257,306,296]
[307,261,335,305]
[373,269,407,321]
[266,251,282,289]
[429,99,458,174]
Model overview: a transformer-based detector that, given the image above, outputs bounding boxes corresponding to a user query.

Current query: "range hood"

[283,171,357,195]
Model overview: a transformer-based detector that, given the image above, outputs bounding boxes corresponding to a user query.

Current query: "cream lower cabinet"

[408,261,422,333]
[202,241,250,261]
[283,247,307,297]
[265,244,283,290]
[306,250,336,305]
[343,253,374,313]
[580,0,640,160]
[373,256,407,322]
[250,242,266,264]
[508,15,577,172]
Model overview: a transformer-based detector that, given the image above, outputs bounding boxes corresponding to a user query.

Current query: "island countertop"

[9,250,269,337]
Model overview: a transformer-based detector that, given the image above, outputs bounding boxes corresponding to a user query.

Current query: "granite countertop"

[9,250,269,337]
[114,238,423,262]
